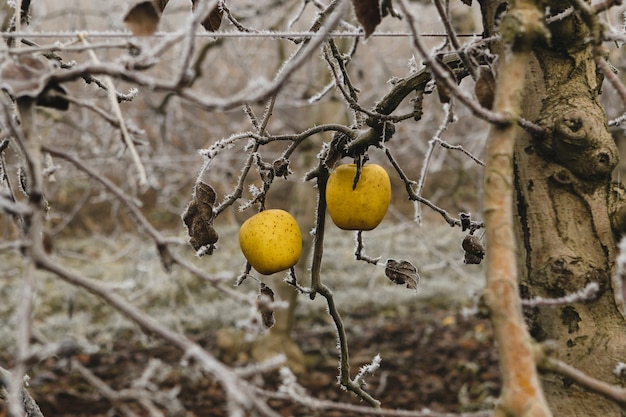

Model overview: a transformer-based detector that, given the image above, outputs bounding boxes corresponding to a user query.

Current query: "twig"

[10,261,36,417]
[9,98,42,417]
[315,283,381,407]
[437,140,485,166]
[176,0,220,87]
[213,140,260,216]
[54,93,145,138]
[385,147,483,230]
[309,160,330,296]
[397,0,512,127]
[432,0,478,80]
[354,231,381,264]
[43,1,348,114]
[323,43,412,123]
[42,146,250,303]
[311,35,359,103]
[307,160,381,406]
[538,354,626,408]
[34,254,281,417]
[78,34,148,189]
[326,39,361,123]
[71,358,189,417]
[414,103,455,224]
[70,359,144,417]
[257,381,492,416]
[0,367,44,417]
[597,57,626,109]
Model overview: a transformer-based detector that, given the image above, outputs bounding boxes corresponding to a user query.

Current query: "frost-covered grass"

[0,221,484,351]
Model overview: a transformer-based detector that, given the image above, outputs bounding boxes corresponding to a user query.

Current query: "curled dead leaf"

[182,182,219,255]
[0,54,49,97]
[191,0,223,31]
[434,55,457,104]
[0,54,69,110]
[462,234,485,265]
[257,284,275,329]
[385,259,419,289]
[475,66,496,110]
[273,158,290,179]
[351,0,382,39]
[124,1,161,36]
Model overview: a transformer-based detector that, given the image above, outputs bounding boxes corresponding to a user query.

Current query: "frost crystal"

[408,55,418,73]
[613,362,626,378]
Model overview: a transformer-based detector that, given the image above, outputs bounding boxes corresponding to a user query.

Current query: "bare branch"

[354,230,381,264]
[538,354,626,409]
[78,34,148,189]
[397,0,511,127]
[0,367,44,417]
[478,0,552,413]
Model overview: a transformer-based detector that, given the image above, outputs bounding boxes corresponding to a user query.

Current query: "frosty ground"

[0,221,498,415]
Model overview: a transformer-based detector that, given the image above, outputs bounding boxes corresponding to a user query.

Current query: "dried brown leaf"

[37,83,70,110]
[434,55,458,104]
[0,54,69,110]
[257,284,275,329]
[182,182,219,254]
[191,0,223,31]
[475,66,496,109]
[124,1,161,36]
[385,259,419,289]
[462,234,485,265]
[273,158,290,179]
[0,54,50,97]
[351,0,382,39]
[153,0,170,12]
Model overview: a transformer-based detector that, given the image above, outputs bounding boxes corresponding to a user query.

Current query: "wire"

[0,30,480,40]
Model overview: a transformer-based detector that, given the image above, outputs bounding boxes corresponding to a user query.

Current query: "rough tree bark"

[479,0,626,414]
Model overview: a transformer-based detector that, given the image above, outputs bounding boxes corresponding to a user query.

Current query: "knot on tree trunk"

[534,97,618,181]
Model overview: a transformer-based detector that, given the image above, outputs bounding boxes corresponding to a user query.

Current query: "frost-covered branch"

[264,371,493,416]
[384,147,484,230]
[0,367,44,417]
[43,146,249,302]
[521,283,599,307]
[397,0,511,127]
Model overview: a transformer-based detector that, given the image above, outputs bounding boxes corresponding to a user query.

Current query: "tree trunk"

[509,5,626,416]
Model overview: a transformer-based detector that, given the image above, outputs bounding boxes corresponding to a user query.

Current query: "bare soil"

[1,223,496,416]
[16,305,499,417]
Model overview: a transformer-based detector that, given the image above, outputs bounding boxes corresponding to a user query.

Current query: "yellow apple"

[326,163,391,231]
[239,209,303,275]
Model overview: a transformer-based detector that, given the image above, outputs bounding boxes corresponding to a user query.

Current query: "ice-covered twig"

[78,34,148,189]
[0,367,44,417]
[521,282,600,307]
[353,354,382,387]
[385,147,484,230]
[354,231,381,265]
